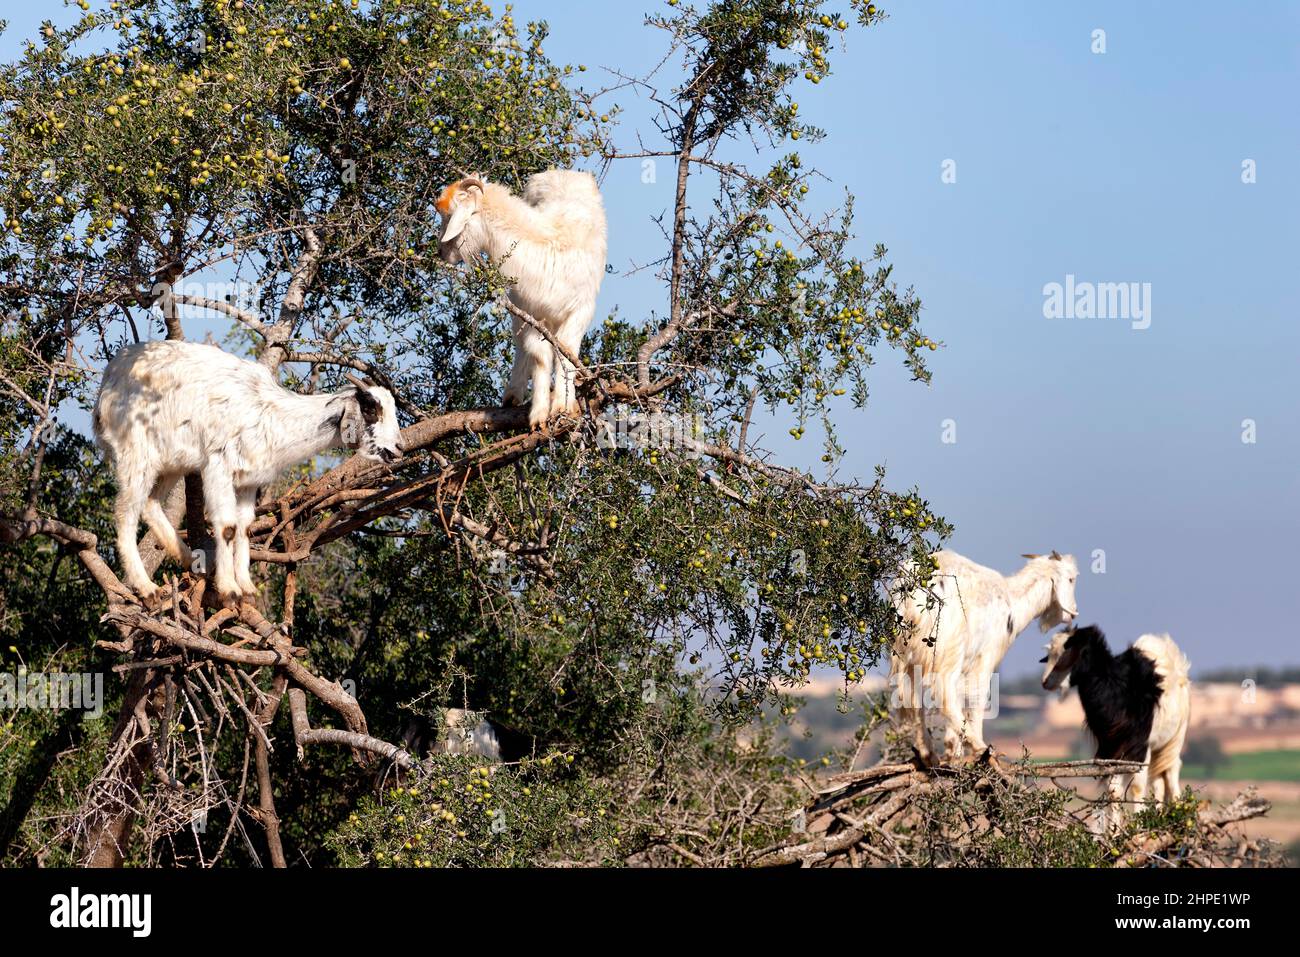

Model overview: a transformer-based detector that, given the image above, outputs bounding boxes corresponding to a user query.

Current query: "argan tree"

[0,0,944,867]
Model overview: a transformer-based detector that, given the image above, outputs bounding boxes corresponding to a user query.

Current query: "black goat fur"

[1063,625,1163,762]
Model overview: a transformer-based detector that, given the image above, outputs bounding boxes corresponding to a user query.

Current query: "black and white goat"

[94,340,403,603]
[1041,624,1191,827]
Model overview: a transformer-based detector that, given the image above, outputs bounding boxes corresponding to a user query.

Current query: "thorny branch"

[748,756,1277,869]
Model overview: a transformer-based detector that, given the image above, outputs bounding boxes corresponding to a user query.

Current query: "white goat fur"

[1041,630,1191,812]
[94,340,402,602]
[437,169,607,429]
[891,550,1079,761]
[435,708,503,762]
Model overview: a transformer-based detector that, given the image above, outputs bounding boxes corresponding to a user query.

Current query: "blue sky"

[3,2,1296,678]
[520,0,1300,679]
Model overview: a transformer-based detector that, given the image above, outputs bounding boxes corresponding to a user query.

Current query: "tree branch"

[261,226,323,373]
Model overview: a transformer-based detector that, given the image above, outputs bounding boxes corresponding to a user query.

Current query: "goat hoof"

[130,580,159,603]
[911,747,936,770]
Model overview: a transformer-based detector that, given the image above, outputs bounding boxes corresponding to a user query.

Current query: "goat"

[1041,624,1191,828]
[891,549,1079,763]
[432,708,502,762]
[436,169,607,430]
[397,708,537,766]
[94,340,403,603]
[379,707,540,790]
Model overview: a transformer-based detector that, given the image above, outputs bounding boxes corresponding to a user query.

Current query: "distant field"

[1183,750,1300,782]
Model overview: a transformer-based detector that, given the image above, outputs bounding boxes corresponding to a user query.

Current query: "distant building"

[1041,683,1300,731]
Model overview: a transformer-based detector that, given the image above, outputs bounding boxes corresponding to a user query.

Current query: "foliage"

[777,754,1280,869]
[0,0,949,868]
[329,752,620,868]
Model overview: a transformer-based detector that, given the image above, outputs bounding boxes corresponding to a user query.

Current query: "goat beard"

[1034,595,1076,631]
[1038,601,1073,633]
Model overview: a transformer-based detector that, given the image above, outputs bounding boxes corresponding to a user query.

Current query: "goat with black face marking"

[1041,624,1191,828]
[94,340,403,604]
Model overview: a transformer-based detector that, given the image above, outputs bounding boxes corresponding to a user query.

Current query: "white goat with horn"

[436,169,607,430]
[94,340,403,604]
[891,549,1079,763]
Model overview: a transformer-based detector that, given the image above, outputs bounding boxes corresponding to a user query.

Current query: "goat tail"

[1137,633,1191,784]
[1135,633,1190,689]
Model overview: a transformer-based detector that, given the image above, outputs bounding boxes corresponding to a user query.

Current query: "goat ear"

[439,190,480,246]
[1021,553,1041,560]
[350,384,381,421]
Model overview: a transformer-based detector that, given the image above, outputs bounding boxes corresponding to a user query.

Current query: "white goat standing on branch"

[436,169,607,429]
[891,549,1079,762]
[94,340,403,604]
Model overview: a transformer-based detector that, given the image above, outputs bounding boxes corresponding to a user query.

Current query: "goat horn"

[1050,549,1062,560]
[447,170,484,194]
[344,372,373,390]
